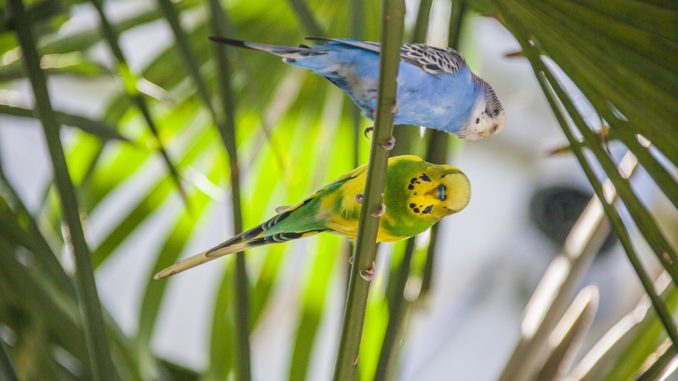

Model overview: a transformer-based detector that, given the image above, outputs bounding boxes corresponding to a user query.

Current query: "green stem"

[421,0,467,296]
[0,340,18,381]
[374,0,437,375]
[636,340,676,381]
[7,0,116,378]
[209,2,251,380]
[287,0,325,37]
[88,0,188,206]
[351,0,363,169]
[374,239,415,381]
[332,1,405,379]
[156,0,215,116]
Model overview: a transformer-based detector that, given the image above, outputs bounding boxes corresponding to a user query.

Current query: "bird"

[208,36,505,140]
[154,155,471,279]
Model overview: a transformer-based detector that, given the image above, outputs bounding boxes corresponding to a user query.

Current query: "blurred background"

[1,0,676,380]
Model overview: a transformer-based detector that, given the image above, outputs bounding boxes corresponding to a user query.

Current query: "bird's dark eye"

[437,184,446,201]
[475,118,480,124]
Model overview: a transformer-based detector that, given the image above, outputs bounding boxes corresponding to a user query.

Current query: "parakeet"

[209,36,505,140]
[154,155,470,279]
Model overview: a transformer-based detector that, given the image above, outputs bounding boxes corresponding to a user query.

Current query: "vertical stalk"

[374,0,436,376]
[374,239,415,381]
[350,0,363,169]
[287,0,325,37]
[88,0,188,206]
[421,0,467,296]
[208,1,251,380]
[7,0,115,379]
[332,1,405,380]
[0,341,18,381]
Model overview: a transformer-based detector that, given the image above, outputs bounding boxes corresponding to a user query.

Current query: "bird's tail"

[154,206,323,279]
[208,36,327,64]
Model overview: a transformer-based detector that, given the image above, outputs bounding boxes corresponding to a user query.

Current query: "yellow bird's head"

[405,164,471,219]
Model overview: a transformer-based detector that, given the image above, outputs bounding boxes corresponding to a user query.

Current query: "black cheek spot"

[413,207,420,213]
[410,177,417,183]
[408,184,414,190]
[409,203,416,209]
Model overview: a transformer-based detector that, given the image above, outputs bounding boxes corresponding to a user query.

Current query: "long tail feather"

[208,36,302,55]
[208,35,329,65]
[153,241,248,279]
[154,201,325,279]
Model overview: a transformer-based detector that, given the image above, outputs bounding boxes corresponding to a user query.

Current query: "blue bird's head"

[460,76,505,140]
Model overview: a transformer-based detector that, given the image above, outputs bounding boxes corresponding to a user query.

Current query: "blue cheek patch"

[437,184,446,201]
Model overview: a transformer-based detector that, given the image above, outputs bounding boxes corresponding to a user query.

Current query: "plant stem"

[287,0,325,37]
[374,239,415,381]
[350,0,363,169]
[7,0,115,378]
[332,1,405,379]
[374,0,436,375]
[0,340,18,381]
[88,0,188,206]
[636,339,676,381]
[209,2,251,380]
[421,0,467,296]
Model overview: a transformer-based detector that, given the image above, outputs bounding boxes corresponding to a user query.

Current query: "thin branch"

[0,340,19,381]
[373,0,437,376]
[374,239,415,381]
[208,1,251,380]
[636,339,677,381]
[88,0,188,206]
[7,0,115,378]
[287,0,325,37]
[421,0,467,296]
[332,0,405,379]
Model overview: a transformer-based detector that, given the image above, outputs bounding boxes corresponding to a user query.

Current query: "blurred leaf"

[288,235,341,381]
[536,286,599,380]
[0,104,130,142]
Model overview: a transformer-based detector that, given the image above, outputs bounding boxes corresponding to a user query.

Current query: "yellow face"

[405,165,471,219]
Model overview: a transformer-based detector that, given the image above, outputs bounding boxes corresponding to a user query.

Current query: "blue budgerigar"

[209,36,505,140]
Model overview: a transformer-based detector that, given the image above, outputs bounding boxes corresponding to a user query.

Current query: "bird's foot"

[360,262,377,282]
[371,202,386,217]
[355,193,364,204]
[348,255,354,265]
[380,136,396,151]
[364,126,374,138]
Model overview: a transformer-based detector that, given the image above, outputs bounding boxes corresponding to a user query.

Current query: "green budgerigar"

[154,155,470,279]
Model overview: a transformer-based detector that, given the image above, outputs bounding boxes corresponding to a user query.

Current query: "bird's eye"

[475,118,480,124]
[437,184,446,201]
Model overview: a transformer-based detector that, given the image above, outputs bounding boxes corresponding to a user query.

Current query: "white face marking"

[459,99,505,140]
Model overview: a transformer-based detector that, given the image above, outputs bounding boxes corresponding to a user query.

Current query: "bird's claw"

[355,193,364,204]
[380,136,396,151]
[360,262,377,282]
[391,99,399,115]
[348,256,354,265]
[371,202,386,217]
[363,126,374,138]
